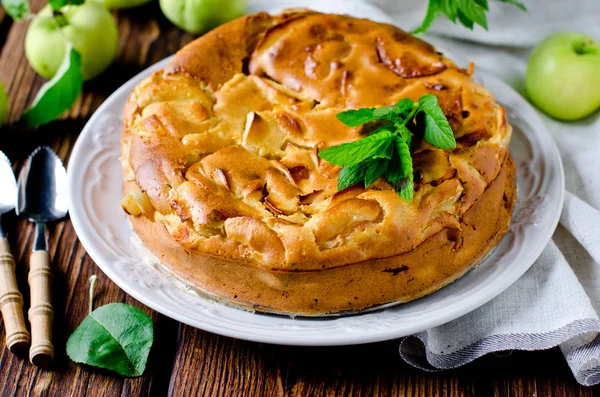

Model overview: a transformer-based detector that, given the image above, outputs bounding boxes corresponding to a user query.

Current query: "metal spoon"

[16,146,68,368]
[0,151,30,356]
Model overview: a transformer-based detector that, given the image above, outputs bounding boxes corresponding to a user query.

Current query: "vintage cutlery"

[0,151,30,356]
[17,147,68,368]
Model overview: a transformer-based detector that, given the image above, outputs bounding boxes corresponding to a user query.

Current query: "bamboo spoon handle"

[0,238,30,355]
[28,250,54,368]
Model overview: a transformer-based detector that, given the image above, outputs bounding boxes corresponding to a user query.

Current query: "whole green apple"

[160,0,246,34]
[0,81,8,126]
[25,2,119,82]
[90,0,151,10]
[526,32,600,121]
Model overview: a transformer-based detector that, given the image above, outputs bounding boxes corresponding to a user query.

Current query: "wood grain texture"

[0,3,598,396]
[0,237,30,355]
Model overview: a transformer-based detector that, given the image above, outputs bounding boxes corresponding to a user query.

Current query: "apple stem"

[52,10,69,28]
[573,40,599,55]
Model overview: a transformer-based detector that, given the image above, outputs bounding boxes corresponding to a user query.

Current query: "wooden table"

[0,3,598,396]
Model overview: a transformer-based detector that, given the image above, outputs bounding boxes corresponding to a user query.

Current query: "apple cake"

[120,10,516,315]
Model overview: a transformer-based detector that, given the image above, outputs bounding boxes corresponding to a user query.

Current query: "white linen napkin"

[248,0,600,385]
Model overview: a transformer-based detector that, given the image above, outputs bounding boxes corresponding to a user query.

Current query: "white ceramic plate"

[68,56,564,346]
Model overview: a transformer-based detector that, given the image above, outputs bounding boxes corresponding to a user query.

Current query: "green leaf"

[318,130,394,166]
[391,174,414,202]
[499,0,527,11]
[67,303,154,377]
[364,158,387,187]
[439,0,459,22]
[373,98,415,121]
[456,9,475,29]
[398,176,414,202]
[386,151,403,182]
[394,137,413,179]
[418,94,456,149]
[395,123,413,147]
[1,0,30,19]
[336,108,377,127]
[457,0,488,29]
[395,98,415,115]
[21,46,82,128]
[412,0,440,34]
[475,0,488,10]
[48,0,83,10]
[338,162,369,190]
[372,107,393,118]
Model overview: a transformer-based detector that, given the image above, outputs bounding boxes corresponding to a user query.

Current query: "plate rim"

[67,56,565,346]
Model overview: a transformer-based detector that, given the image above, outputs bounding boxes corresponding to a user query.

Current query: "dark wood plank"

[168,328,600,397]
[0,3,599,397]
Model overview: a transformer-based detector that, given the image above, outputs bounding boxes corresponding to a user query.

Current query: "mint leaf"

[364,158,387,187]
[372,107,393,118]
[457,0,487,29]
[418,94,456,149]
[2,0,30,19]
[440,0,459,22]
[336,108,377,127]
[318,130,394,166]
[391,174,414,202]
[395,123,413,147]
[330,94,454,202]
[67,303,154,377]
[386,151,403,182]
[416,0,525,34]
[48,0,83,10]
[456,9,475,29]
[500,0,526,11]
[394,98,415,116]
[338,162,369,190]
[372,98,414,120]
[397,176,414,202]
[21,46,82,128]
[393,137,413,179]
[413,0,440,34]
[475,0,488,10]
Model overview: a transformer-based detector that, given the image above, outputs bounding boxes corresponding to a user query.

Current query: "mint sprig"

[319,94,456,201]
[413,0,527,34]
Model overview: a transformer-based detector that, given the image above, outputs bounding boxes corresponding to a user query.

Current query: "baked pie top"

[122,10,511,272]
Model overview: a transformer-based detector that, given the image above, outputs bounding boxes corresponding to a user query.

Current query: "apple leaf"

[1,0,30,20]
[66,303,154,377]
[66,276,154,377]
[21,46,82,128]
[48,0,83,11]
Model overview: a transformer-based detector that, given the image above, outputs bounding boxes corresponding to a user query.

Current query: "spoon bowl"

[17,146,68,224]
[0,152,17,217]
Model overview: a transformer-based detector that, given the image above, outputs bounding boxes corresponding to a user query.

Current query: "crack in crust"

[121,10,514,275]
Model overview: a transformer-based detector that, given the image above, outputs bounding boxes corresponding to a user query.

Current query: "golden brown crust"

[121,10,516,315]
[127,155,515,315]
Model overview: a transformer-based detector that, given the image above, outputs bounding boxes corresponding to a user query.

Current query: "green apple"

[25,2,119,82]
[0,80,8,126]
[526,32,600,121]
[160,0,246,34]
[90,0,151,10]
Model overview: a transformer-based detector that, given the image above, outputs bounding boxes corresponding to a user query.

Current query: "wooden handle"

[28,250,54,368]
[0,238,30,356]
